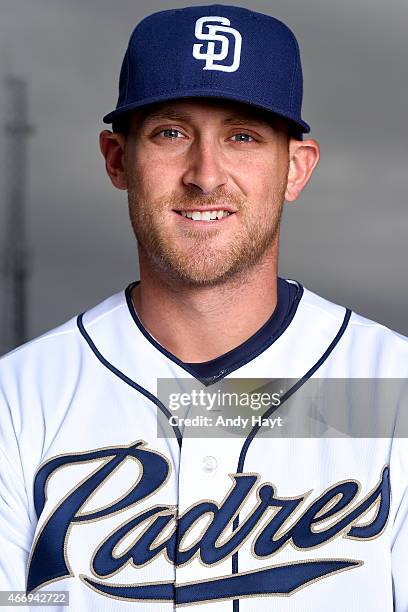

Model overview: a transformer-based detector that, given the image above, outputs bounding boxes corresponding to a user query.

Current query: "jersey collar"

[125,278,303,385]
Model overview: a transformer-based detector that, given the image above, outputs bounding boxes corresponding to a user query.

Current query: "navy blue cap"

[103,4,310,134]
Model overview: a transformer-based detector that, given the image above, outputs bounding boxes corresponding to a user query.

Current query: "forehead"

[130,97,286,128]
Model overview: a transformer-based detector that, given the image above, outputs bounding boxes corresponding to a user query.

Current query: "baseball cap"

[103,4,310,135]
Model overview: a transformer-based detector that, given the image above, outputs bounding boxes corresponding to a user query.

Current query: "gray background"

[0,0,407,346]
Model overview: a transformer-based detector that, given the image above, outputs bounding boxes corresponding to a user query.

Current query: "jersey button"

[202,455,218,473]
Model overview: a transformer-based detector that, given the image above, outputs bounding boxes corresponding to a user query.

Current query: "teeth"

[181,210,232,221]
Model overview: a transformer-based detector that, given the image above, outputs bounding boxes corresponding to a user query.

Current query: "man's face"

[123,98,291,287]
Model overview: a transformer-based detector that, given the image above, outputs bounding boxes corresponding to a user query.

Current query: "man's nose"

[181,140,228,195]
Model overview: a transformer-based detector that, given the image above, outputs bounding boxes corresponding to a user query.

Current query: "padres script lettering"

[27,442,390,604]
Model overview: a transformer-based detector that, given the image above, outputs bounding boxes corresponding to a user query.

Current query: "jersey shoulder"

[299,283,408,375]
[0,289,127,402]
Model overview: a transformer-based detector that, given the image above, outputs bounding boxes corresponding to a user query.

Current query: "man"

[1,4,407,611]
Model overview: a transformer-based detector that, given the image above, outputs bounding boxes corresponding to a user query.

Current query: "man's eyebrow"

[222,116,271,127]
[142,110,193,123]
[142,109,272,127]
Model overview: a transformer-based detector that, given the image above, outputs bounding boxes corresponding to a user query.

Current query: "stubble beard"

[127,181,287,288]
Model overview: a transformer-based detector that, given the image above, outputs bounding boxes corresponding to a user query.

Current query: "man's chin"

[151,255,252,288]
[161,267,229,287]
[137,231,277,287]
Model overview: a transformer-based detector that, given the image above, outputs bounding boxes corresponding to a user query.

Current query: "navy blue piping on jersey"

[231,306,352,612]
[125,278,303,386]
[76,313,182,448]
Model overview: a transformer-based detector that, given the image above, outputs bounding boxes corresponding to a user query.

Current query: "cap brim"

[103,89,310,134]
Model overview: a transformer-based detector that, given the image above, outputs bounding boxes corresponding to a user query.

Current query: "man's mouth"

[174,209,235,222]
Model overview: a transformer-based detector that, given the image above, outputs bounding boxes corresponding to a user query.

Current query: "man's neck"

[131,255,279,363]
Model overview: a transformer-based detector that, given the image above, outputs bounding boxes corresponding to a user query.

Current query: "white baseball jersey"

[1,278,408,611]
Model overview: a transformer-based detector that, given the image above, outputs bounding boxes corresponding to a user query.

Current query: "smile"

[175,210,235,222]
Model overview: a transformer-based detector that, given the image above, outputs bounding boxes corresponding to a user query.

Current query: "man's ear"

[285,138,320,202]
[99,130,128,190]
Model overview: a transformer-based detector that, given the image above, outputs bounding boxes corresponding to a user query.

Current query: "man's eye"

[159,129,184,139]
[230,133,255,143]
